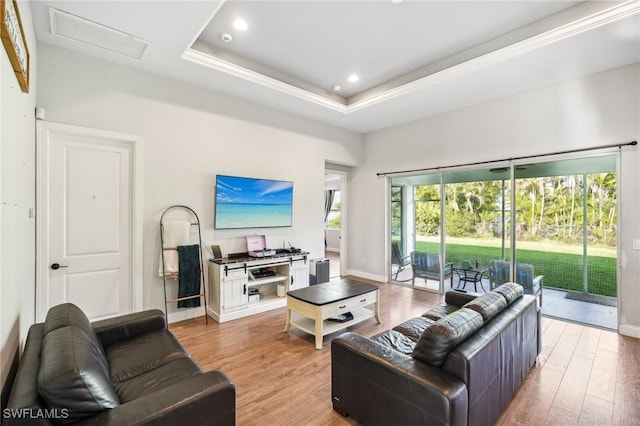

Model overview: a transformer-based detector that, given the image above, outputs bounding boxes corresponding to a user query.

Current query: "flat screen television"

[214,175,293,229]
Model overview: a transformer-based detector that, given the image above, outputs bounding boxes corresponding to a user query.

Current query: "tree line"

[396,173,616,247]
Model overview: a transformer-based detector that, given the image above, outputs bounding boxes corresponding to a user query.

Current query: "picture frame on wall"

[1,0,30,93]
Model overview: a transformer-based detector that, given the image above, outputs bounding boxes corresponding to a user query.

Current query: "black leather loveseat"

[5,303,235,425]
[331,283,540,426]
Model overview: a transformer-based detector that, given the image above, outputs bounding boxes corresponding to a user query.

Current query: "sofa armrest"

[4,324,51,426]
[76,370,235,426]
[332,333,468,426]
[92,309,167,348]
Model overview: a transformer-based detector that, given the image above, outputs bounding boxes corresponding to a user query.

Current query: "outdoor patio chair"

[410,251,453,287]
[488,259,544,305]
[391,242,411,281]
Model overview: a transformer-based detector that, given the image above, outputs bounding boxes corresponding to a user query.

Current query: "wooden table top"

[287,279,378,306]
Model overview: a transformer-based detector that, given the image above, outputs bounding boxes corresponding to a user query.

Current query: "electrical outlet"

[633,239,640,250]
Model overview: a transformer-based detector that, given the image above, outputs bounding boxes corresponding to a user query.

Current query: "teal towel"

[177,244,201,308]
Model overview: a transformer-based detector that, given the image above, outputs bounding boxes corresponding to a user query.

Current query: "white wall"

[352,64,640,336]
[325,229,340,251]
[36,43,364,322]
[0,0,37,397]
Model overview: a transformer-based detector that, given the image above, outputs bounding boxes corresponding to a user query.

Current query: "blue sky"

[216,175,293,205]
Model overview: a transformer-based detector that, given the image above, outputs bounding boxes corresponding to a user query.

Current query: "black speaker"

[310,258,330,285]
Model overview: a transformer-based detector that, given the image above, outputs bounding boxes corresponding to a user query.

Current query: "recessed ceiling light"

[221,33,233,43]
[332,85,342,92]
[348,74,359,83]
[233,19,248,31]
[391,0,403,4]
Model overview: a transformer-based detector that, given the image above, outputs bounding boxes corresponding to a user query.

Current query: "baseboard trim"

[345,269,387,283]
[167,306,206,324]
[618,323,640,338]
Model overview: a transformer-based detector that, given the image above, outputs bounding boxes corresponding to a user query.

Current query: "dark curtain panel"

[324,190,336,223]
[324,190,336,247]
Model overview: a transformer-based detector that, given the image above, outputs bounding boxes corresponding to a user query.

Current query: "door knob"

[50,263,68,270]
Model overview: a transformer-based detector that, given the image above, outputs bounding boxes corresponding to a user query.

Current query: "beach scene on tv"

[215,175,294,229]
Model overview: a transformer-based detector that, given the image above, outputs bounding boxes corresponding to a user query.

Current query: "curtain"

[324,190,336,247]
[324,189,336,223]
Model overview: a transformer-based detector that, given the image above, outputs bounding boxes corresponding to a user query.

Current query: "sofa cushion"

[44,302,94,336]
[412,308,484,367]
[422,304,459,321]
[444,289,478,307]
[491,282,524,305]
[43,302,107,357]
[370,330,416,355]
[392,317,435,342]
[463,292,508,322]
[38,326,119,424]
[113,357,203,403]
[106,329,190,383]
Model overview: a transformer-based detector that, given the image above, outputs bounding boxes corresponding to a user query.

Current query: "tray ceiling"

[30,0,640,133]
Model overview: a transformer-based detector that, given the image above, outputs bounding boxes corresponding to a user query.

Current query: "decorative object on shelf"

[1,0,30,92]
[211,244,223,260]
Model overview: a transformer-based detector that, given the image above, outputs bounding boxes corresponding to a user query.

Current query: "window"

[326,191,341,229]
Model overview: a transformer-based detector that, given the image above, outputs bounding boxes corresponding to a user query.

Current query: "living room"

[2,1,639,424]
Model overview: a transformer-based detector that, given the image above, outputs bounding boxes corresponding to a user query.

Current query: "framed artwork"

[1,0,30,93]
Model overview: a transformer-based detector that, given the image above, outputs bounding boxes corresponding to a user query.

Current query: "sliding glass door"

[413,179,443,291]
[390,174,445,289]
[512,156,617,328]
[388,154,618,329]
[443,169,511,293]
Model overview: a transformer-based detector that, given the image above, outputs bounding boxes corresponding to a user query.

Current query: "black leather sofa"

[331,283,540,426]
[5,303,235,425]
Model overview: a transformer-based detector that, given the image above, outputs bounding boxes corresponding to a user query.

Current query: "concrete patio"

[392,265,617,330]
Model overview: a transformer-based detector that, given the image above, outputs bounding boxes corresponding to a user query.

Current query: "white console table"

[207,251,309,323]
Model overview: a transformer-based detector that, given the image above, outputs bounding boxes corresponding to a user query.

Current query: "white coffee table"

[284,279,380,349]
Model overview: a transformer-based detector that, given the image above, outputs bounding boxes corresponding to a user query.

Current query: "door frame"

[35,120,144,321]
[325,168,348,277]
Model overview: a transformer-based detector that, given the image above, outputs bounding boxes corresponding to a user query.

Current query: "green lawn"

[415,241,617,297]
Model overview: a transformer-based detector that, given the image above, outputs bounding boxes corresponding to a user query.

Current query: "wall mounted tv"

[214,175,294,229]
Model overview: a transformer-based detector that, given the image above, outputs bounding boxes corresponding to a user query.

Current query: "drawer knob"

[360,298,366,302]
[339,305,346,309]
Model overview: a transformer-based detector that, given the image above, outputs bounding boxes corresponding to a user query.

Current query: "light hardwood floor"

[170,279,640,425]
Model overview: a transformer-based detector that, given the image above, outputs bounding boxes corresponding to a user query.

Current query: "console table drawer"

[334,292,376,314]
[223,269,247,280]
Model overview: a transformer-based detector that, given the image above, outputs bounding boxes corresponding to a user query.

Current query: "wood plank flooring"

[170,279,640,425]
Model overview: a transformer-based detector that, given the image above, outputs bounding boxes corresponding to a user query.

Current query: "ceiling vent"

[49,8,150,60]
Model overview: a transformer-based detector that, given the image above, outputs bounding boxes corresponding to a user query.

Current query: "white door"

[36,121,143,322]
